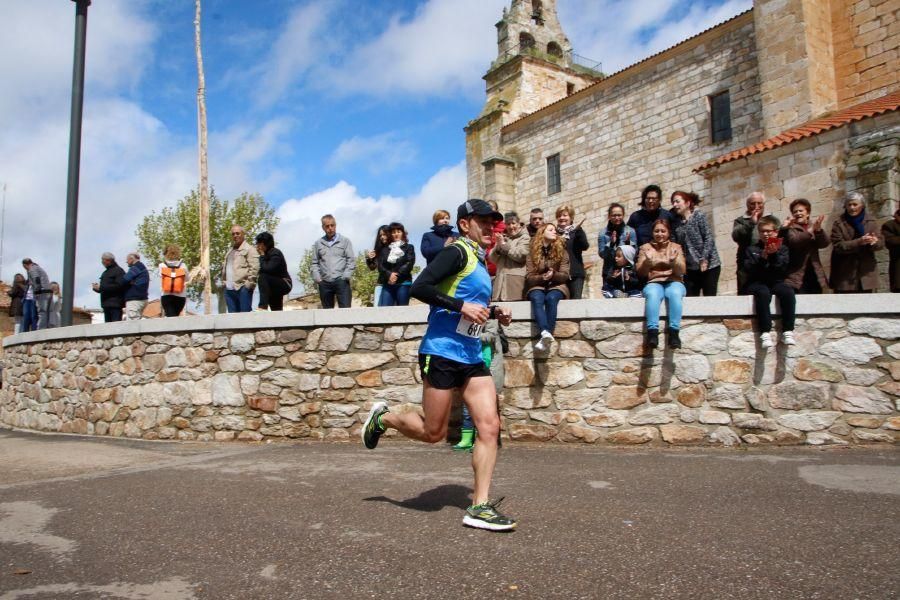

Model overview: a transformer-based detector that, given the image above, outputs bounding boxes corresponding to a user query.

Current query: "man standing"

[527,207,544,237]
[223,225,258,313]
[122,252,150,320]
[362,199,516,532]
[21,258,52,330]
[732,192,779,292]
[92,252,126,323]
[311,214,355,308]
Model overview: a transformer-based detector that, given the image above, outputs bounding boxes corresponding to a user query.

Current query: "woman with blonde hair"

[525,223,570,351]
[420,209,457,264]
[159,244,191,317]
[555,204,589,299]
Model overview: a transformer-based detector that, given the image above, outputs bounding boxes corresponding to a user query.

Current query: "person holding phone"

[743,216,795,349]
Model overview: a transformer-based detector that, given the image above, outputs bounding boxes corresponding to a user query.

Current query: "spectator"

[366,225,390,306]
[312,214,355,308]
[420,210,457,264]
[159,244,191,317]
[490,213,530,301]
[636,219,686,349]
[48,282,62,328]
[829,192,883,293]
[525,223,570,351]
[628,185,673,247]
[733,192,779,292]
[597,202,637,283]
[20,274,37,333]
[122,252,150,321]
[556,205,590,299]
[377,222,416,306]
[255,232,292,311]
[21,258,52,330]
[92,252,126,323]
[223,225,259,313]
[7,273,26,334]
[781,199,829,293]
[601,246,642,298]
[671,191,721,296]
[527,207,545,237]
[744,216,795,348]
[486,200,506,277]
[883,207,900,293]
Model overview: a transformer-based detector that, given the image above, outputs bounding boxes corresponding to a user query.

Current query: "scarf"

[386,241,405,264]
[432,224,455,239]
[844,210,866,239]
[458,237,486,263]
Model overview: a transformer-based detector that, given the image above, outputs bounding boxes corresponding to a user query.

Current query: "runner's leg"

[462,376,500,505]
[381,379,452,443]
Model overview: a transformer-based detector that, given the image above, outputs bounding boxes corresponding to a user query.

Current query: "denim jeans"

[21,299,37,332]
[528,288,564,335]
[318,279,351,308]
[225,286,254,313]
[643,281,686,330]
[379,283,411,306]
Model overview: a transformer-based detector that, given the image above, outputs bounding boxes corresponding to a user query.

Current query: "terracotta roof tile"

[695,91,900,172]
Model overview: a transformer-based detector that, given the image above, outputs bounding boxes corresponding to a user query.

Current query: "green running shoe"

[362,401,388,449]
[463,497,517,532]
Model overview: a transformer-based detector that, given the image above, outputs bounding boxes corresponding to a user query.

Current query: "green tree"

[135,188,279,303]
[295,248,316,295]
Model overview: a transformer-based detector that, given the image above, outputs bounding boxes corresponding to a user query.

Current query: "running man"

[362,199,516,532]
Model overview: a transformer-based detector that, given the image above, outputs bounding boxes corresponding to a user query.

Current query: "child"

[743,216,796,348]
[602,246,642,298]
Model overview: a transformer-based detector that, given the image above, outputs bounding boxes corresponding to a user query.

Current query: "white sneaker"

[540,330,555,344]
[782,331,796,345]
[533,339,546,352]
[760,332,774,349]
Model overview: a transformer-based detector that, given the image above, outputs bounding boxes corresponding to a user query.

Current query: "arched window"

[519,32,535,51]
[531,0,544,23]
[547,42,563,58]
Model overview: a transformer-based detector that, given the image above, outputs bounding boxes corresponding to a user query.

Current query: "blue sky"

[0,0,751,307]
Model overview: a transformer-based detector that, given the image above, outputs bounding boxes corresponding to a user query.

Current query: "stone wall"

[833,0,900,108]
[2,300,898,447]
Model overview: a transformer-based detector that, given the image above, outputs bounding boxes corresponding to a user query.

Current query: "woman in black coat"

[255,232,292,311]
[377,222,416,306]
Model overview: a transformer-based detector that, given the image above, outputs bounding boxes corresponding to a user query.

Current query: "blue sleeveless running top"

[418,238,492,365]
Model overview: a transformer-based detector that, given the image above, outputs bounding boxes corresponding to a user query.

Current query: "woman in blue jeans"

[525,224,570,351]
[377,222,416,306]
[635,219,686,349]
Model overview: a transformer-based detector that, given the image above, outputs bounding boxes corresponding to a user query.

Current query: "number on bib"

[456,317,484,339]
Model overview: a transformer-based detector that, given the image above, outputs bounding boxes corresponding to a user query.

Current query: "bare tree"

[194,0,212,313]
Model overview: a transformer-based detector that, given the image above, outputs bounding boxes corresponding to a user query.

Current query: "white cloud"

[327,133,417,174]
[275,162,467,274]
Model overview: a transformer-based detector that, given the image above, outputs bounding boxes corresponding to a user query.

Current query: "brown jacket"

[525,245,570,298]
[490,228,530,301]
[829,215,884,291]
[783,224,829,291]
[882,218,900,292]
[636,241,686,283]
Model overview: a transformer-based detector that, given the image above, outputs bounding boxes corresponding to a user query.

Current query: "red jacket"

[486,221,506,276]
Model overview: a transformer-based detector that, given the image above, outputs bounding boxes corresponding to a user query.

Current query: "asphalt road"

[0,428,897,599]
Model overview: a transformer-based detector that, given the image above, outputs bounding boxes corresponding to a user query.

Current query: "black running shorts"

[418,353,491,390]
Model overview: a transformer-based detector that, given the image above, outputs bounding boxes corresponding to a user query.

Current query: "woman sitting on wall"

[670,191,721,296]
[255,232,292,311]
[829,192,884,293]
[781,198,829,294]
[377,222,416,306]
[636,219,686,349]
[525,223,570,351]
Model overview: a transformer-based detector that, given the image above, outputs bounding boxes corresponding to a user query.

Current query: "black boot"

[646,328,659,349]
[668,328,681,349]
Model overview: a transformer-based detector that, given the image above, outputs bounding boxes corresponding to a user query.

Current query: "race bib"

[456,317,484,339]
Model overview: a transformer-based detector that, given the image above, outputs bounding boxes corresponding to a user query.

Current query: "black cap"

[457,199,503,224]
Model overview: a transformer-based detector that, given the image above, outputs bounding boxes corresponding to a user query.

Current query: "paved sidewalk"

[0,428,897,599]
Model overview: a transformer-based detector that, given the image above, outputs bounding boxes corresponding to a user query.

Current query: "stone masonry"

[2,301,898,447]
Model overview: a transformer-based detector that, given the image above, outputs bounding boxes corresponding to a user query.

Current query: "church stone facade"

[465,0,900,295]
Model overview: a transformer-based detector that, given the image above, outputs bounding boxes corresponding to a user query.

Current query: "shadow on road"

[363,484,472,512]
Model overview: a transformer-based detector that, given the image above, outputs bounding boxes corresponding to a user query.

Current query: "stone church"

[465,0,899,295]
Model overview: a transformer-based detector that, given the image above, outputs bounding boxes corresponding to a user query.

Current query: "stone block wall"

[1,301,897,447]
[833,0,900,108]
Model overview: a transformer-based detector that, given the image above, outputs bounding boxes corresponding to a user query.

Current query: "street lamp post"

[61,0,91,327]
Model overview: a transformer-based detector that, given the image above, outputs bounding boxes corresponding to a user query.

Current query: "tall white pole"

[0,183,6,282]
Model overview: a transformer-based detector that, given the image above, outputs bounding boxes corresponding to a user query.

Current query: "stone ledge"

[4,294,898,348]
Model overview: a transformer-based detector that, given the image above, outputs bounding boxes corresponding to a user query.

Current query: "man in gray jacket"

[21,258,52,330]
[732,192,780,293]
[312,214,355,308]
